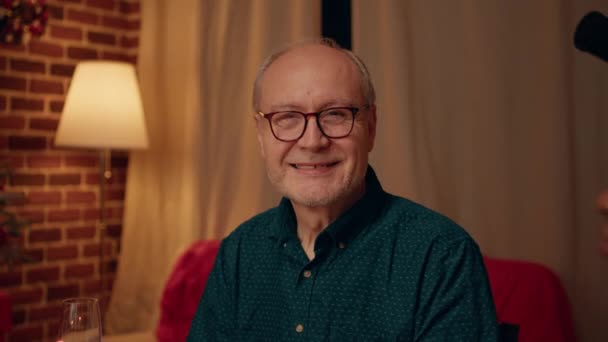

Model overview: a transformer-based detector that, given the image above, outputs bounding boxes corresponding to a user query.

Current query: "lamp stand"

[99,149,111,312]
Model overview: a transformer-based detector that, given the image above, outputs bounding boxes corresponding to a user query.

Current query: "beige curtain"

[197,1,321,239]
[106,0,320,334]
[353,1,608,341]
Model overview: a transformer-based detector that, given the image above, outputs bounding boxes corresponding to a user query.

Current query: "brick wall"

[0,1,140,341]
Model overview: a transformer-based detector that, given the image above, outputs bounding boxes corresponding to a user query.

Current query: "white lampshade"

[55,61,148,150]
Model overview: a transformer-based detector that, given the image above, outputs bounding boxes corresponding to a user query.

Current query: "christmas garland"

[0,0,48,44]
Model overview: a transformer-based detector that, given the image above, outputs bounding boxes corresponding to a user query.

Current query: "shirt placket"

[282,239,325,340]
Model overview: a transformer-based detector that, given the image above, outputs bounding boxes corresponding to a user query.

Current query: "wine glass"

[57,297,102,342]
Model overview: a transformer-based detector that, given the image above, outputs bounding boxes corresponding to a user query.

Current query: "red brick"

[47,283,80,301]
[30,79,63,94]
[28,228,62,243]
[102,15,128,29]
[10,97,44,111]
[29,304,62,322]
[59,0,83,2]
[0,115,26,129]
[0,136,7,149]
[27,155,61,168]
[67,226,96,239]
[83,207,115,220]
[8,323,43,341]
[0,271,22,287]
[111,208,122,221]
[83,207,99,220]
[87,0,115,10]
[9,136,46,150]
[0,42,26,53]
[67,9,99,25]
[106,224,122,238]
[25,247,44,262]
[83,242,112,257]
[50,63,75,77]
[48,4,64,19]
[65,155,97,167]
[50,100,64,112]
[28,191,62,205]
[12,173,45,186]
[18,210,45,223]
[49,173,80,185]
[106,189,125,201]
[47,245,78,261]
[29,41,63,58]
[128,19,140,30]
[0,154,24,168]
[66,190,96,204]
[10,58,46,73]
[65,263,95,278]
[0,75,26,91]
[8,287,43,305]
[26,266,60,282]
[88,31,117,45]
[119,1,140,14]
[120,35,138,48]
[0,55,5,70]
[50,24,83,41]
[102,51,134,63]
[0,95,6,110]
[0,190,25,206]
[30,117,60,131]
[47,209,80,222]
[85,173,99,185]
[67,46,99,60]
[83,279,101,294]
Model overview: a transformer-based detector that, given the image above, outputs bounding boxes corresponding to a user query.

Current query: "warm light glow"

[55,61,148,150]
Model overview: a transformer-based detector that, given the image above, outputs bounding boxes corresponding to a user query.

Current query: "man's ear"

[254,115,266,158]
[367,105,377,152]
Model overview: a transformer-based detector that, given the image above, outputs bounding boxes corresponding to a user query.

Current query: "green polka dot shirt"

[188,166,499,341]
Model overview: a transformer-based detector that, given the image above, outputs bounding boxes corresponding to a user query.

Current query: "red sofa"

[157,240,576,342]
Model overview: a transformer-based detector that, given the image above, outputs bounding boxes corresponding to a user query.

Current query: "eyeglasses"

[257,106,364,142]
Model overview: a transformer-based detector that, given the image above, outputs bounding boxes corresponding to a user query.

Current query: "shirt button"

[338,242,346,249]
[283,242,287,248]
[295,324,304,333]
[302,270,312,278]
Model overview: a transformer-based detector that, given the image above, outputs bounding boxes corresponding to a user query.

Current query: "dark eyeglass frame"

[257,106,364,142]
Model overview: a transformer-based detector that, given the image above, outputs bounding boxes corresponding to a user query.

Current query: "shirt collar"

[269,165,388,248]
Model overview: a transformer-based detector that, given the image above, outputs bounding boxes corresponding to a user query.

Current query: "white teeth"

[295,163,334,169]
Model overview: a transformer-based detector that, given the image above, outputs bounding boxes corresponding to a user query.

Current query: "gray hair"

[252,37,376,111]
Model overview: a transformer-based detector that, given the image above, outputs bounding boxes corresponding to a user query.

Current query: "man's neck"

[292,183,366,260]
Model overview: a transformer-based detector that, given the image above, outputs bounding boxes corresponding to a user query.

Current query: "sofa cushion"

[156,240,221,342]
[484,257,576,342]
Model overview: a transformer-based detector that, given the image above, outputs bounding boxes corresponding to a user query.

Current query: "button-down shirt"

[188,166,498,341]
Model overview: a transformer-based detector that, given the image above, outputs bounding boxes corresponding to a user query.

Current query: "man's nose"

[297,116,330,149]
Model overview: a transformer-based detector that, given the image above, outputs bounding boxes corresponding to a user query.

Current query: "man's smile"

[290,161,340,169]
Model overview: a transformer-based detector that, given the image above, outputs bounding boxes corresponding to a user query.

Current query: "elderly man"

[187,39,498,341]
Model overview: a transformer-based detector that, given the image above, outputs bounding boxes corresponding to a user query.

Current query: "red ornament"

[0,0,47,44]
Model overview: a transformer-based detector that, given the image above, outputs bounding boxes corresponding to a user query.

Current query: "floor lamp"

[54,61,148,306]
